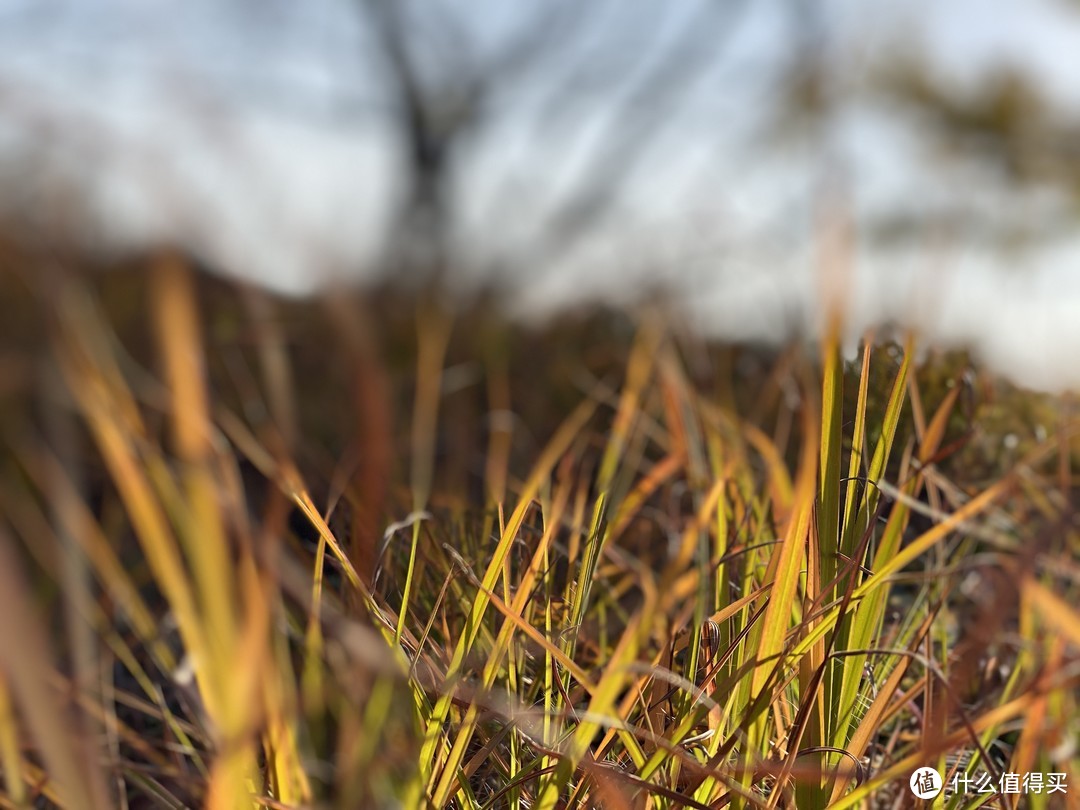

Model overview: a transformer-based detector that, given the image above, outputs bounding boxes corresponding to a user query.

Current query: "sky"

[1,0,1080,390]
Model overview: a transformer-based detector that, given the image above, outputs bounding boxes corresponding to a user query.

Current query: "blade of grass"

[829,338,912,753]
[398,301,453,646]
[0,673,27,808]
[411,397,597,805]
[0,528,109,810]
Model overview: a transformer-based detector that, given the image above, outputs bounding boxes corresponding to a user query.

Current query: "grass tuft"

[0,257,1077,808]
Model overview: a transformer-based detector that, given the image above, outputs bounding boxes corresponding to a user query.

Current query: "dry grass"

[0,252,1077,809]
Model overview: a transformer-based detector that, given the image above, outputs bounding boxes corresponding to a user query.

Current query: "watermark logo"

[910,767,943,799]
[908,765,1068,799]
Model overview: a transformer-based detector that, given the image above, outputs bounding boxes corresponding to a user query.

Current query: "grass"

[0,252,1077,808]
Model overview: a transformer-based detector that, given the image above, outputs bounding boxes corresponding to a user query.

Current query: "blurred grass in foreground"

[0,252,1077,809]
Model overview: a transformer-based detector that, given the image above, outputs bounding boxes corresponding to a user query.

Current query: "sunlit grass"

[0,256,1077,808]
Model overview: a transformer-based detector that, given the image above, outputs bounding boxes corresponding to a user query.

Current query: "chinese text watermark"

[910,766,1068,799]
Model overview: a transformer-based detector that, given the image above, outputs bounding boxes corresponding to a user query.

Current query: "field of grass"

[0,252,1077,809]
